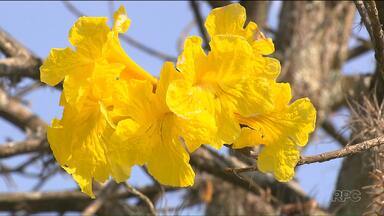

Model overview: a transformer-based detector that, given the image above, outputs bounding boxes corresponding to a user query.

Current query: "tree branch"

[225,135,384,173]
[321,120,349,146]
[0,27,33,58]
[0,185,171,214]
[355,1,384,79]
[0,87,46,133]
[0,28,41,83]
[82,181,120,216]
[190,147,316,204]
[0,138,47,159]
[205,1,231,9]
[190,1,209,47]
[124,183,156,216]
[347,40,373,61]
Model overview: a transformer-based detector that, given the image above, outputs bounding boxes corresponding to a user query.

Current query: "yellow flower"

[205,3,275,56]
[109,62,216,186]
[42,6,157,197]
[40,5,156,107]
[47,62,124,198]
[233,84,316,181]
[167,35,277,148]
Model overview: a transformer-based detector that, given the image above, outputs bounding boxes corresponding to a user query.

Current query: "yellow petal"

[215,107,241,145]
[107,118,142,182]
[70,169,94,198]
[245,22,275,55]
[68,17,109,58]
[62,74,90,109]
[91,62,125,99]
[47,101,112,197]
[176,36,206,83]
[161,61,217,151]
[146,115,195,187]
[234,83,316,181]
[205,3,246,38]
[47,118,70,165]
[167,80,216,119]
[253,57,280,81]
[40,48,81,86]
[232,127,263,149]
[236,83,316,147]
[62,62,124,108]
[284,98,317,146]
[177,111,217,152]
[221,78,275,117]
[104,32,157,85]
[199,35,254,87]
[205,3,274,55]
[111,79,158,124]
[257,141,300,182]
[113,5,131,33]
[157,62,182,100]
[106,79,160,183]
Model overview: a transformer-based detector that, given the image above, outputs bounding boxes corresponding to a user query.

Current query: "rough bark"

[276,1,355,124]
[330,2,384,214]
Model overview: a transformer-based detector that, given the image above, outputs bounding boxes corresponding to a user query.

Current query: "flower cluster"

[40,4,316,197]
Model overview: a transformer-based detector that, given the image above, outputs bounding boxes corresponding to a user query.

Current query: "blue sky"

[0,1,375,212]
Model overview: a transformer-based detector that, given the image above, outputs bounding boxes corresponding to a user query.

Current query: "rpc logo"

[332,190,361,202]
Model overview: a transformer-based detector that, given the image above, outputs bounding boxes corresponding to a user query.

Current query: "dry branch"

[355,1,384,79]
[0,185,171,214]
[347,41,373,61]
[0,27,41,82]
[124,183,156,216]
[191,147,315,204]
[82,181,120,216]
[322,120,349,146]
[0,88,46,132]
[0,138,47,158]
[225,135,384,173]
[190,1,209,47]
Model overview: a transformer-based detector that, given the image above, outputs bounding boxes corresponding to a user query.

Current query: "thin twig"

[225,135,384,173]
[14,82,43,97]
[32,167,60,191]
[177,20,196,53]
[355,1,373,38]
[365,1,384,78]
[355,1,384,79]
[190,1,210,48]
[120,35,176,61]
[347,41,373,61]
[191,147,313,204]
[82,181,120,216]
[322,120,349,146]
[124,183,156,216]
